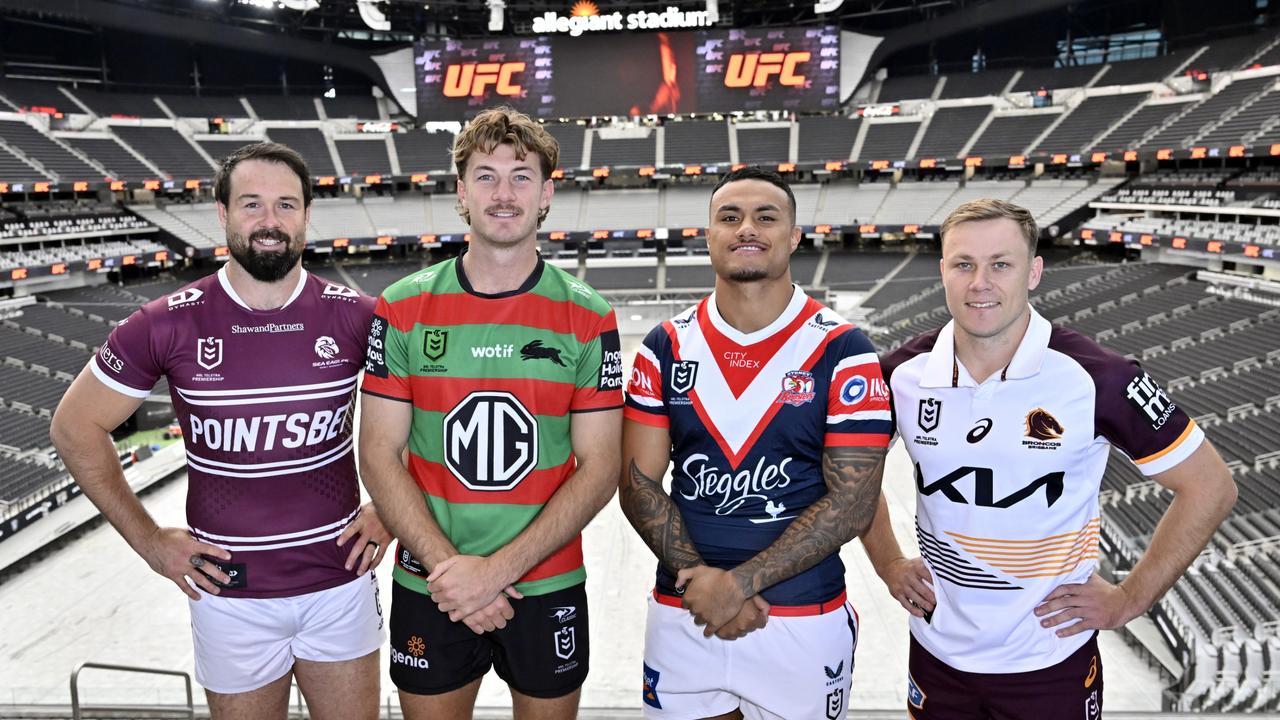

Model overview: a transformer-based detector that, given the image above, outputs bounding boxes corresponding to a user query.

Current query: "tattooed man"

[620,166,892,719]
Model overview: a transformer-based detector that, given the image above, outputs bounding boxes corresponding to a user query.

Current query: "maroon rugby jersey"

[91,267,375,598]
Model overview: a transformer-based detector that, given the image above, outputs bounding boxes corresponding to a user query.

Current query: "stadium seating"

[968,113,1057,156]
[263,128,337,175]
[590,130,656,168]
[937,69,1017,99]
[1032,92,1147,154]
[736,126,790,164]
[158,93,249,119]
[795,115,857,163]
[0,120,102,181]
[857,121,919,160]
[69,88,166,118]
[111,126,214,179]
[245,94,319,121]
[1141,75,1275,149]
[1093,101,1192,150]
[545,123,586,168]
[65,136,158,181]
[334,137,393,175]
[321,94,379,120]
[393,130,454,173]
[914,105,990,158]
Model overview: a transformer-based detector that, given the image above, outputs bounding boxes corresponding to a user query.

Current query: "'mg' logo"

[444,392,538,491]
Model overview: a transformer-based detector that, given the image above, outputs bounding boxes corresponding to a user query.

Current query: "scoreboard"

[414,26,840,121]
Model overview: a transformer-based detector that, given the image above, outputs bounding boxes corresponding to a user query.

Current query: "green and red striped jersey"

[362,253,623,596]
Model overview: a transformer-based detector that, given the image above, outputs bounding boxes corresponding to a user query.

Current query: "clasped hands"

[675,565,770,641]
[426,554,524,635]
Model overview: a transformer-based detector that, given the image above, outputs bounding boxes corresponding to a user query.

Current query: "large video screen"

[413,26,839,122]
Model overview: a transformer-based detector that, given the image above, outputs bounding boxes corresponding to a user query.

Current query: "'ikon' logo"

[724,51,811,88]
[443,62,526,98]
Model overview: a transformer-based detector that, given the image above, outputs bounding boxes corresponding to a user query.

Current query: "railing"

[70,662,194,720]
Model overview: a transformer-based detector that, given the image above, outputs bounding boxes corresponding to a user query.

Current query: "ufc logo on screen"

[723,51,811,88]
[442,62,525,98]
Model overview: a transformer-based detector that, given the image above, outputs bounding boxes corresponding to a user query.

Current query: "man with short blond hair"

[863,198,1236,719]
[359,106,623,719]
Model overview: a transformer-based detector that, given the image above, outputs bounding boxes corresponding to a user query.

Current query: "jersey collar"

[921,305,1051,388]
[217,264,309,311]
[704,284,807,345]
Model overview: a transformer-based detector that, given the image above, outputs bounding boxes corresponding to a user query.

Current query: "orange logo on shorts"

[408,635,426,657]
[1084,655,1097,688]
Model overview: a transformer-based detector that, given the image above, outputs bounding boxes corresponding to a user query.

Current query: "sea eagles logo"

[196,337,223,370]
[671,361,698,394]
[423,329,447,361]
[917,398,941,433]
[521,340,566,366]
[314,335,339,359]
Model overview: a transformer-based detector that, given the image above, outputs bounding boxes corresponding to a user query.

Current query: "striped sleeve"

[825,330,892,448]
[623,326,668,428]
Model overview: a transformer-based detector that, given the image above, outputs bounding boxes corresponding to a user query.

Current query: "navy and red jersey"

[625,286,892,606]
[91,267,375,598]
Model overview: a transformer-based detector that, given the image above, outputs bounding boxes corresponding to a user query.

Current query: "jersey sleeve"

[89,306,163,398]
[360,294,413,403]
[623,324,668,428]
[570,308,624,412]
[1097,360,1203,476]
[825,328,892,448]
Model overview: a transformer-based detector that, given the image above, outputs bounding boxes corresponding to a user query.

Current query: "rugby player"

[864,198,1237,719]
[51,142,389,720]
[358,106,623,719]
[620,166,892,718]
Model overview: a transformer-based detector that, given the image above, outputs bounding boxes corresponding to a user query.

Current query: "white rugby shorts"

[642,591,858,720]
[189,572,385,694]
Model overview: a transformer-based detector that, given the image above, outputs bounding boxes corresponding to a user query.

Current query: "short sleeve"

[571,309,624,412]
[90,307,162,398]
[1098,363,1203,476]
[360,295,413,403]
[825,329,892,448]
[623,324,668,428]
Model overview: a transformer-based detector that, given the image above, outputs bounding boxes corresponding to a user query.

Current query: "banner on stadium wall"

[411,25,841,121]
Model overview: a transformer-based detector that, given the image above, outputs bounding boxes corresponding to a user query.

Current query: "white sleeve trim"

[90,356,154,399]
[1136,423,1205,476]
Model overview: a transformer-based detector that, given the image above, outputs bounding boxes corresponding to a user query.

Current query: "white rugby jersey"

[883,307,1202,673]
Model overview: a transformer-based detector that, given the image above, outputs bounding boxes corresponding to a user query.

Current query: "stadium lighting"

[488,0,505,31]
[814,0,843,12]
[358,0,391,31]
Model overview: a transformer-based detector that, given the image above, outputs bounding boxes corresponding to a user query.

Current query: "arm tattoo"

[730,446,886,598]
[619,459,703,572]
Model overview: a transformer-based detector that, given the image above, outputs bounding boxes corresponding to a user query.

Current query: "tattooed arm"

[677,445,887,630]
[618,419,702,572]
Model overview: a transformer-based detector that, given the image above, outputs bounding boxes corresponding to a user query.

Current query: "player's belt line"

[186,444,352,478]
[174,375,359,397]
[185,437,353,470]
[200,528,347,552]
[190,506,360,542]
[176,383,357,406]
[945,518,1100,545]
[952,530,1101,556]
[832,353,877,373]
[827,410,892,423]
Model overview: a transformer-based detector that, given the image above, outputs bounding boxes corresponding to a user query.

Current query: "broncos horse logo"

[521,340,566,366]
[1024,408,1064,440]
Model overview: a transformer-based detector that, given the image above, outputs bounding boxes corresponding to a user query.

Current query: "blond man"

[864,198,1235,719]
